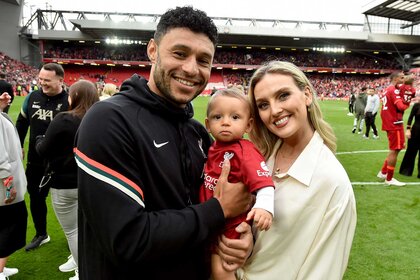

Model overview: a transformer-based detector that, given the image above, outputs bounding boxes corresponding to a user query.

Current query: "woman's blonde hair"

[248,61,337,158]
[102,83,118,96]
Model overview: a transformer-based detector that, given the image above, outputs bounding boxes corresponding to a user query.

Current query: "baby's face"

[206,95,252,142]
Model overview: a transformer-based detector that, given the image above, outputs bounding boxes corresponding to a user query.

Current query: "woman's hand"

[0,92,11,111]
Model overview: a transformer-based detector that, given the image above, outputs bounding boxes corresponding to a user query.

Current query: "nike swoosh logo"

[153,140,169,148]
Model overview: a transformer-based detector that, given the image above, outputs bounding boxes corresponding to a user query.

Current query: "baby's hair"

[206,88,251,117]
[404,76,414,85]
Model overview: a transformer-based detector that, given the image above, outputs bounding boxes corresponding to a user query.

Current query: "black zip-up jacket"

[15,89,69,166]
[75,75,225,279]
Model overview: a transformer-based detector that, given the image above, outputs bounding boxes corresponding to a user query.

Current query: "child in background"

[395,75,416,124]
[398,75,416,105]
[200,89,275,280]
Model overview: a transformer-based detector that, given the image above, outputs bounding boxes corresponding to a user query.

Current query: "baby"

[200,88,275,280]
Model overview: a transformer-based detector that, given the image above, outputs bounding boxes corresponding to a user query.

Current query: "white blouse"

[238,131,357,280]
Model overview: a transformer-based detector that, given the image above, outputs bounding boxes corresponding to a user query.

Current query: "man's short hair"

[42,63,65,78]
[389,71,403,81]
[154,6,218,46]
[0,72,6,79]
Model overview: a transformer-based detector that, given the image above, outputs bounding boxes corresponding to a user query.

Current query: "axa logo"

[32,109,53,121]
[219,152,234,167]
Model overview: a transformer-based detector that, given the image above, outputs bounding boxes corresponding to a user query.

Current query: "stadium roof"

[363,0,420,28]
[21,9,420,54]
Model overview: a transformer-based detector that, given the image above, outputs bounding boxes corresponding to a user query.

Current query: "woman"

[238,61,357,280]
[400,102,420,178]
[36,80,99,280]
[0,101,28,280]
[99,83,118,100]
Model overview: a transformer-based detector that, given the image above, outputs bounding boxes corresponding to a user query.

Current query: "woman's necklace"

[274,146,299,175]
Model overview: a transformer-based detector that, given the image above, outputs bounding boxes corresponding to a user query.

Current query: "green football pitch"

[6,95,420,279]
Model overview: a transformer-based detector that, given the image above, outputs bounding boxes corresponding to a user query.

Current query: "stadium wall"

[0,0,22,60]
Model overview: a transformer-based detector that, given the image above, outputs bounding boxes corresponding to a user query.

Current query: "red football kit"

[398,84,416,105]
[199,139,274,239]
[380,84,408,150]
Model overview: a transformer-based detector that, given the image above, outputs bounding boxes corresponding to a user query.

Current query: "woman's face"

[253,73,313,142]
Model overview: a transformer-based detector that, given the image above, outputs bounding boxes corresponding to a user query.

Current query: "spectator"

[399,102,420,178]
[15,63,69,251]
[99,83,118,100]
[352,87,367,134]
[0,72,14,114]
[0,95,28,280]
[363,88,380,139]
[36,80,99,280]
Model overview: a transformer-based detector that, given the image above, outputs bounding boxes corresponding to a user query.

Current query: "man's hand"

[406,129,411,139]
[213,159,252,218]
[217,222,254,272]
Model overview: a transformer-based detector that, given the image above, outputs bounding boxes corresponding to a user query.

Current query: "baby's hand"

[246,208,272,231]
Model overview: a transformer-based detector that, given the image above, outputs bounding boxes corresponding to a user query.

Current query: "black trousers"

[400,126,420,178]
[26,163,50,236]
[364,112,378,137]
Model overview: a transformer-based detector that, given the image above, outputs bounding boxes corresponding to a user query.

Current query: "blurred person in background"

[363,88,380,139]
[0,93,28,280]
[0,72,14,114]
[36,80,99,280]
[99,83,118,100]
[399,102,420,178]
[352,87,367,134]
[15,63,69,251]
[347,90,356,116]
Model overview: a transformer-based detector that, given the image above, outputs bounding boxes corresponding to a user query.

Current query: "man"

[352,87,367,134]
[348,90,356,116]
[15,63,69,250]
[75,6,253,280]
[0,72,14,114]
[363,88,380,139]
[377,71,407,186]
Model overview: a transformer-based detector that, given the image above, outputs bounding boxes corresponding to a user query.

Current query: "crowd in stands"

[44,45,148,62]
[0,52,39,95]
[0,46,412,99]
[213,49,400,69]
[43,44,400,69]
[223,71,391,98]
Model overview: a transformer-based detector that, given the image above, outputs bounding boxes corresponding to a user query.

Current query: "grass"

[6,95,420,279]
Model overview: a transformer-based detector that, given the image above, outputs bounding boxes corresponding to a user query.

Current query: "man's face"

[147,27,215,107]
[38,68,63,96]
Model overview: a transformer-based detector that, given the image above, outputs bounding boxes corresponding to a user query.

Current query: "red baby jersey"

[398,84,416,105]
[200,139,274,239]
[381,85,405,131]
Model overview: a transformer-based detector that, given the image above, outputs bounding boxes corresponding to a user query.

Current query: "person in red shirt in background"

[377,71,408,186]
